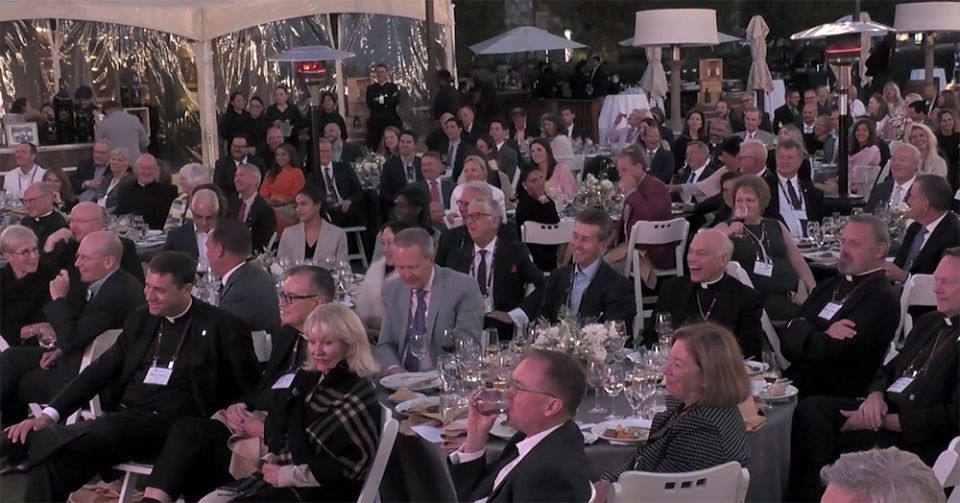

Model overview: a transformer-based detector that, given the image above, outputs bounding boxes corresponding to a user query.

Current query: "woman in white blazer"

[277,186,348,265]
[356,220,409,339]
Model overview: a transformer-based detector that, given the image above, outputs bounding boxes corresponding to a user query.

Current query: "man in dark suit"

[0,232,145,430]
[227,163,275,254]
[772,139,825,239]
[734,140,782,220]
[213,134,266,201]
[380,130,423,215]
[865,143,919,213]
[42,202,144,283]
[447,197,545,340]
[788,249,960,502]
[365,63,403,150]
[457,105,487,145]
[673,142,717,204]
[414,152,455,228]
[163,188,220,266]
[3,251,259,502]
[114,154,178,230]
[537,209,636,334]
[508,107,540,148]
[782,215,900,399]
[19,183,67,250]
[800,102,819,154]
[449,348,593,502]
[206,219,280,334]
[488,120,520,182]
[306,138,366,228]
[560,107,588,142]
[435,182,515,267]
[645,230,763,358]
[640,125,675,184]
[323,122,363,166]
[886,174,960,282]
[773,88,802,134]
[586,56,609,97]
[71,140,112,201]
[441,117,474,181]
[432,69,460,119]
[140,265,333,502]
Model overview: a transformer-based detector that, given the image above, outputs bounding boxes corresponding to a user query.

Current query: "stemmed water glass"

[482,328,500,361]
[806,222,823,248]
[408,331,429,369]
[603,365,625,420]
[586,361,608,415]
[439,329,457,356]
[761,351,781,392]
[654,312,673,350]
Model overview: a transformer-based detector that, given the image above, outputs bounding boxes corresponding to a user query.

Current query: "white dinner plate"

[758,384,799,402]
[396,396,441,416]
[379,371,441,391]
[592,418,652,445]
[490,415,517,440]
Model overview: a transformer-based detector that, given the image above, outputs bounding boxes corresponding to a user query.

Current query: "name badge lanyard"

[902,327,951,378]
[778,179,804,211]
[153,319,193,370]
[288,337,302,371]
[743,224,772,265]
[16,167,40,196]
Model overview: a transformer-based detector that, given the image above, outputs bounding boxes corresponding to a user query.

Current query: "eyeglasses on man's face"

[277,289,319,304]
[465,212,493,223]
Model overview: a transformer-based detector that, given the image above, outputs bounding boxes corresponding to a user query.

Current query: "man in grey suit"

[205,219,280,334]
[489,119,519,182]
[735,107,776,147]
[376,228,484,373]
[95,101,149,158]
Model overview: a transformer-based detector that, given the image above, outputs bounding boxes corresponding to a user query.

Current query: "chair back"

[724,262,789,369]
[610,462,750,503]
[0,336,8,352]
[521,219,575,246]
[897,274,937,339]
[251,331,272,363]
[934,436,960,499]
[625,218,689,277]
[357,404,400,503]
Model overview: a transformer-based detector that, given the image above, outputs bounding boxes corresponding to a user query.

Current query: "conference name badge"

[753,261,774,277]
[272,373,296,390]
[887,376,914,394]
[144,366,173,386]
[818,301,843,320]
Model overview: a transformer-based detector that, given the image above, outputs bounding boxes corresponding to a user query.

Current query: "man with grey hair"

[164,188,220,267]
[73,140,113,200]
[735,108,775,146]
[676,141,716,190]
[819,448,945,503]
[19,182,67,249]
[163,162,214,231]
[436,181,516,267]
[376,227,485,373]
[605,108,648,153]
[887,174,959,282]
[447,197,545,340]
[774,138,825,239]
[782,214,899,399]
[866,142,920,213]
[115,153,178,230]
[644,229,763,357]
[228,162,275,253]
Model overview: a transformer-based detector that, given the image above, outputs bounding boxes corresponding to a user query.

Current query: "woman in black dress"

[246,96,271,156]
[317,92,348,142]
[515,165,561,271]
[0,225,56,347]
[266,86,306,150]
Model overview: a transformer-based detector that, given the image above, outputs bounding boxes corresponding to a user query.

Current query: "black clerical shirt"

[21,211,67,252]
[121,309,197,417]
[115,181,178,230]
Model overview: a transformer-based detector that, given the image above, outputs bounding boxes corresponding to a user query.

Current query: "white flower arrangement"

[575,174,623,214]
[533,319,617,363]
[353,152,386,190]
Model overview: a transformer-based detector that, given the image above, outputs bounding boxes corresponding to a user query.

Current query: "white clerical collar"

[165,298,193,323]
[700,274,724,289]
[844,267,883,282]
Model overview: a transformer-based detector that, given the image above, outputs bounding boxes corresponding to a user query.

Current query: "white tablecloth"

[598,93,651,142]
[909,68,947,90]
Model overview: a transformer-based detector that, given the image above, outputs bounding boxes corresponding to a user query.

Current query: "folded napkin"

[388,389,420,402]
[739,395,767,432]
[400,406,467,437]
[440,419,468,453]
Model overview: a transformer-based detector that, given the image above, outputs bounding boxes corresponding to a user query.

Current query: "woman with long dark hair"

[528,138,576,201]
[673,109,706,168]
[259,143,306,233]
[277,185,348,265]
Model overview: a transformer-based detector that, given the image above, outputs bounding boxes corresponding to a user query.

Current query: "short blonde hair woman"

[903,122,949,178]
[301,303,379,376]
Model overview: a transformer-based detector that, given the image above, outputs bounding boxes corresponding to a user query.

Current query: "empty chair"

[934,437,960,502]
[625,218,689,336]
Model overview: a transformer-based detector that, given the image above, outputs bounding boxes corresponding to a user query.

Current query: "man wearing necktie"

[641,125,675,184]
[307,138,365,229]
[448,349,593,502]
[787,249,960,502]
[442,117,469,180]
[375,228,484,373]
[886,175,960,283]
[773,139,824,240]
[379,130,423,217]
[865,143,920,213]
[735,108,776,147]
[413,153,454,228]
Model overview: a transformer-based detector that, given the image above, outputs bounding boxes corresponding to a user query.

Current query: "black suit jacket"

[42,269,145,363]
[864,179,895,214]
[213,155,267,200]
[380,157,423,209]
[509,123,541,144]
[566,125,588,142]
[645,275,763,358]
[893,212,960,276]
[435,224,517,268]
[449,420,593,503]
[47,299,259,423]
[463,121,488,145]
[773,104,800,134]
[446,238,545,318]
[538,261,636,335]
[218,261,281,333]
[646,148,676,184]
[413,178,454,209]
[442,141,477,182]
[339,142,364,166]
[164,221,200,259]
[306,162,365,207]
[71,158,106,194]
[866,312,959,464]
[228,194,276,253]
[782,272,900,398]
[49,237,144,284]
[768,175,826,225]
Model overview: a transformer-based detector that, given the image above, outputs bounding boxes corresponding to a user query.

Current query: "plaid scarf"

[273,363,381,483]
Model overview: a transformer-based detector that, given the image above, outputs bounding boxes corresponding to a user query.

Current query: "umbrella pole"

[670,44,682,132]
[923,33,935,84]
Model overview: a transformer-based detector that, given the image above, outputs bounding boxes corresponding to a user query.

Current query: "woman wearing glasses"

[0,225,55,348]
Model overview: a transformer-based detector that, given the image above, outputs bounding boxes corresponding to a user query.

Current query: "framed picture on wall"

[4,122,39,146]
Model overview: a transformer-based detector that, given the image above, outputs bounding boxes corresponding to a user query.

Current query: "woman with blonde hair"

[593,323,750,500]
[903,122,948,178]
[200,303,381,502]
[378,125,401,159]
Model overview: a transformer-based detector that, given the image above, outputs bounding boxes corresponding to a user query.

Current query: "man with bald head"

[324,122,363,165]
[43,201,144,282]
[643,229,764,358]
[115,154,178,230]
[164,188,220,269]
[20,182,67,249]
[0,231,145,435]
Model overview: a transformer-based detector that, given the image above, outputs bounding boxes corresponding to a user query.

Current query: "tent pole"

[446,3,457,82]
[196,40,219,166]
[670,44,682,132]
[331,14,347,118]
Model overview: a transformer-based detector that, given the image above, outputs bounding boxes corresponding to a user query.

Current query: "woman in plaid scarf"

[200,304,382,502]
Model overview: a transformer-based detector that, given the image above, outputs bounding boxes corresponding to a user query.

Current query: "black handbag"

[217,472,268,499]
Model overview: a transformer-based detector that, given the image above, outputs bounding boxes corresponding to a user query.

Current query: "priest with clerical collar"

[19,182,67,251]
[787,248,960,502]
[782,215,900,399]
[114,153,178,230]
[644,230,763,358]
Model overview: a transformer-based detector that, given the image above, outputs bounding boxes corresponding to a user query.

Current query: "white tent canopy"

[470,26,586,55]
[0,0,453,41]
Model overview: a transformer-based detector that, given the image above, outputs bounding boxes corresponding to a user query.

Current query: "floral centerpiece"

[353,152,386,190]
[876,201,909,243]
[532,316,619,363]
[574,174,622,215]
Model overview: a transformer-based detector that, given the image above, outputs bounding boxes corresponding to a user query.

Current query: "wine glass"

[624,371,645,418]
[37,328,57,350]
[474,387,512,416]
[603,365,625,420]
[439,329,457,355]
[482,328,500,360]
[408,331,429,368]
[654,312,673,345]
[511,324,532,353]
[586,361,608,415]
[806,221,823,247]
[761,351,781,393]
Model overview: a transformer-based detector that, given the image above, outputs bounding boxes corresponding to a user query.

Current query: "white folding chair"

[610,462,750,503]
[29,329,122,425]
[343,226,369,269]
[113,462,155,503]
[934,437,960,502]
[885,274,936,363]
[0,336,9,352]
[357,404,400,503]
[521,220,575,273]
[625,218,689,337]
[250,330,272,364]
[725,262,790,370]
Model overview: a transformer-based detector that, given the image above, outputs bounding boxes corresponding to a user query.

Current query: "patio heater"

[791,20,893,201]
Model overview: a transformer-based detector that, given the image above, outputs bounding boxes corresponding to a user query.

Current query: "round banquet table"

[380,392,797,503]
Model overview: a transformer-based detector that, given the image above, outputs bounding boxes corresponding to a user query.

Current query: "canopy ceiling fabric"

[0,0,453,40]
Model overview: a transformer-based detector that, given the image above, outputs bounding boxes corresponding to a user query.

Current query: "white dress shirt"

[777,174,807,239]
[472,237,529,326]
[919,212,949,252]
[3,164,46,198]
[889,176,915,207]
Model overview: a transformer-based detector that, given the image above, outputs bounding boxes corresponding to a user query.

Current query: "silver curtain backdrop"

[0,14,445,166]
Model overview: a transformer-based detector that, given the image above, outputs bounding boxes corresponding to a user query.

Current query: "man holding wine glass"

[448,348,593,502]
